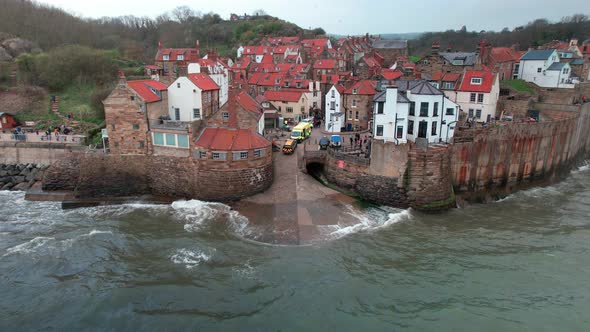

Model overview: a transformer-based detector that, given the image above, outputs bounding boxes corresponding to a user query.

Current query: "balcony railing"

[0,133,86,144]
[149,119,190,131]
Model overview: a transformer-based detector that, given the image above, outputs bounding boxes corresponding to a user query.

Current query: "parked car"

[330,135,342,148]
[319,137,330,150]
[282,139,297,155]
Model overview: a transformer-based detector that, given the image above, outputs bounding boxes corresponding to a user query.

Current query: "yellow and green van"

[291,122,313,142]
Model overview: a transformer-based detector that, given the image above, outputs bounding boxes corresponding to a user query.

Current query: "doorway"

[418,121,428,138]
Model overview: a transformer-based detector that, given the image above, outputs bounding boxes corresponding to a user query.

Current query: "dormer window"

[470,78,482,85]
[352,88,359,94]
[177,54,184,61]
[163,55,169,61]
[262,102,270,108]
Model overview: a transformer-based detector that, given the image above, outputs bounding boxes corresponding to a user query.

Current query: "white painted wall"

[167,77,202,122]
[453,74,500,122]
[518,50,573,88]
[325,86,344,132]
[258,116,265,135]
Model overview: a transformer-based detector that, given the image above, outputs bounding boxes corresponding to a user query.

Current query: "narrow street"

[232,126,360,245]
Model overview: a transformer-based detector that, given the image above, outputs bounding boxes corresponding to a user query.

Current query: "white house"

[167,73,220,122]
[188,60,229,107]
[324,84,345,132]
[373,81,460,144]
[453,70,500,123]
[518,49,574,88]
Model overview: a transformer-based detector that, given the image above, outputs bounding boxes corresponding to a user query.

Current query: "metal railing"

[0,133,86,144]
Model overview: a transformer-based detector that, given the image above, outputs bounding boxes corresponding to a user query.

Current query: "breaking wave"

[317,206,412,241]
[171,200,252,237]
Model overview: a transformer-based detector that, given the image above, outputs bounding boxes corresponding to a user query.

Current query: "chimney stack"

[118,71,126,87]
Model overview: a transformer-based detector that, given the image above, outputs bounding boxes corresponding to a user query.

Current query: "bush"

[90,86,113,118]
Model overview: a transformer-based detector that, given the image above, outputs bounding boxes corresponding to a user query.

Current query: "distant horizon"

[38,0,589,36]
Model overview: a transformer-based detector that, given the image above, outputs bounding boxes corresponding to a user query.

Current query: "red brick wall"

[343,94,374,130]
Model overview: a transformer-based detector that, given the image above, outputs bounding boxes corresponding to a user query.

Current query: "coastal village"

[2,12,590,244]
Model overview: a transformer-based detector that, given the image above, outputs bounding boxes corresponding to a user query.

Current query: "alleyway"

[232,127,360,245]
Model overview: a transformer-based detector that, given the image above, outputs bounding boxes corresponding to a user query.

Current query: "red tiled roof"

[264,90,304,102]
[314,59,337,69]
[187,73,220,91]
[232,57,251,69]
[145,65,159,70]
[321,74,340,84]
[235,91,263,119]
[243,46,272,56]
[127,80,167,103]
[260,54,274,64]
[458,70,495,93]
[256,73,286,87]
[380,69,402,80]
[490,47,520,63]
[431,72,461,81]
[343,80,377,95]
[363,56,380,68]
[156,48,199,62]
[195,128,270,151]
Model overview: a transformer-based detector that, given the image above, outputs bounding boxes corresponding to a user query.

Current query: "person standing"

[349,136,353,146]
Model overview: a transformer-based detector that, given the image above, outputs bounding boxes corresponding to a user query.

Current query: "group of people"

[349,133,371,150]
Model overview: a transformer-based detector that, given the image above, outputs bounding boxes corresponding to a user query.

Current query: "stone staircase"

[51,96,79,125]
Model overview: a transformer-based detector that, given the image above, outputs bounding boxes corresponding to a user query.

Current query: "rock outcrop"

[0,164,47,191]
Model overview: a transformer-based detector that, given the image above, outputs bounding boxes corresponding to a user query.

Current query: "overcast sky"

[41,0,589,35]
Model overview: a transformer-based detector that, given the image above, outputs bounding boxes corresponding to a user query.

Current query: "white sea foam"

[171,200,252,236]
[170,248,213,269]
[233,260,256,279]
[576,164,590,172]
[4,236,55,256]
[318,207,411,240]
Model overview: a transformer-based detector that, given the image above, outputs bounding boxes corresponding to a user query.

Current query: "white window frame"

[163,55,170,61]
[193,108,201,120]
[177,54,184,61]
[212,151,227,161]
[352,99,357,108]
[222,112,230,120]
[470,77,482,85]
[477,93,484,103]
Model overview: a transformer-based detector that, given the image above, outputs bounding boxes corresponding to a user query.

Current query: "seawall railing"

[0,133,86,145]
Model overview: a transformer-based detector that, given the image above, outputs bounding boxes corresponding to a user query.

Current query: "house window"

[407,120,414,135]
[409,102,415,116]
[446,108,454,115]
[233,151,248,160]
[396,126,403,139]
[349,110,352,118]
[331,90,335,97]
[212,152,227,160]
[433,102,439,116]
[475,109,482,119]
[287,107,293,113]
[163,55,169,61]
[133,124,139,130]
[470,93,476,102]
[431,121,437,135]
[355,111,359,120]
[177,134,189,148]
[470,78,482,85]
[313,91,318,97]
[301,106,305,113]
[130,96,135,101]
[177,83,181,88]
[352,88,359,94]
[222,112,229,120]
[330,101,335,110]
[376,125,384,136]
[537,68,542,73]
[193,108,201,119]
[254,149,266,158]
[174,108,180,121]
[139,141,144,149]
[153,132,164,145]
[194,150,207,159]
[165,133,176,146]
[352,100,357,107]
[377,102,384,114]
[313,102,317,108]
[477,93,484,103]
[419,102,428,117]
[468,109,474,118]
[178,54,184,61]
[442,82,454,90]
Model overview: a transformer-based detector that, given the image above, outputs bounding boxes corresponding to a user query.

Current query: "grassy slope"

[57,83,104,125]
[501,79,536,95]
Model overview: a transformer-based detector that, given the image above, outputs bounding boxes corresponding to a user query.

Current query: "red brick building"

[154,40,201,84]
[103,74,168,155]
[0,112,16,130]
[342,80,377,131]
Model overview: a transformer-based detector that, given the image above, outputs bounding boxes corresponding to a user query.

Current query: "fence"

[327,146,370,166]
[0,133,86,145]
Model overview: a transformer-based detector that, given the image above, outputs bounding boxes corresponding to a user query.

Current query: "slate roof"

[372,40,408,49]
[395,80,443,95]
[373,90,410,103]
[547,62,566,71]
[520,49,555,61]
[440,52,478,66]
[571,59,585,65]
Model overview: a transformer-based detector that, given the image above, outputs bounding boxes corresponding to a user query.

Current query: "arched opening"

[306,162,326,184]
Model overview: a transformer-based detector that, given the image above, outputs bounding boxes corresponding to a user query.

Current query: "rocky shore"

[0,163,47,191]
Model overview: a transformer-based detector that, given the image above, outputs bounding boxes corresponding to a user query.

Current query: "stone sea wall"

[42,154,274,202]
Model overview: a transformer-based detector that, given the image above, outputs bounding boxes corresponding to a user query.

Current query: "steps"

[50,96,79,124]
